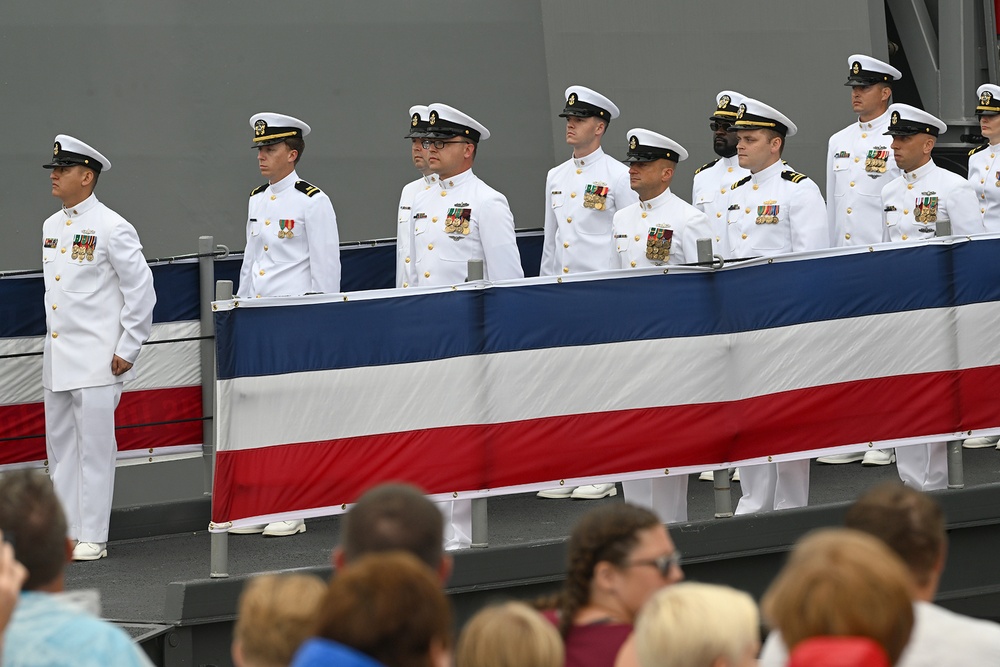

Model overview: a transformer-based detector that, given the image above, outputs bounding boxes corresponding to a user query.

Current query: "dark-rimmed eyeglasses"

[624,551,682,576]
[421,139,470,150]
[710,122,732,132]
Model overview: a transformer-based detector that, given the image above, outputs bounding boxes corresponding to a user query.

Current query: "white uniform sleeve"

[790,179,829,252]
[306,193,341,293]
[947,179,985,236]
[881,180,893,243]
[610,210,624,270]
[480,191,524,281]
[539,169,558,277]
[676,208,714,265]
[107,221,155,363]
[825,134,837,245]
[237,199,254,298]
[395,187,408,288]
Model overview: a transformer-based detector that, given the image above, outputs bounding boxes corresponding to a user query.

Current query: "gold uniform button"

[862,133,867,138]
[716,212,722,218]
[854,157,860,163]
[982,193,987,200]
[727,167,733,172]
[259,270,265,276]
[570,192,577,198]
[752,184,759,190]
[264,245,269,251]
[55,275,61,281]
[902,234,909,240]
[845,233,851,240]
[256,294,261,298]
[402,282,409,287]
[634,235,640,241]
[432,217,438,222]
[51,304,57,310]
[270,195,276,201]
[65,220,72,226]
[992,154,996,158]
[720,188,726,194]
[563,267,569,273]
[563,242,569,248]
[424,271,430,278]
[52,332,58,338]
[427,243,434,250]
[576,169,582,174]
[404,257,410,263]
[982,179,986,184]
[440,191,447,197]
[849,181,855,187]
[60,248,66,254]
[741,233,748,239]
[906,184,913,190]
[847,208,852,214]
[566,217,572,223]
[630,261,636,267]
[745,208,751,214]
[641,212,647,218]
[904,209,909,214]
[265,220,271,225]
[982,208,986,214]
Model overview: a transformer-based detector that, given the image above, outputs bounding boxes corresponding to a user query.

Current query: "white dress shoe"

[262,520,306,537]
[731,468,740,482]
[570,483,617,499]
[698,468,738,482]
[816,452,866,464]
[963,435,1000,449]
[862,449,895,466]
[229,524,266,535]
[536,487,574,499]
[72,542,107,561]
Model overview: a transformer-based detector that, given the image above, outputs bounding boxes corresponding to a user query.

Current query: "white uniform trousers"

[896,442,948,491]
[735,460,809,515]
[44,384,122,543]
[439,499,472,551]
[622,476,689,524]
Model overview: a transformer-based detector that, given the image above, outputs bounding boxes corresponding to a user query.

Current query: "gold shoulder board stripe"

[295,181,322,197]
[731,176,751,190]
[250,183,268,197]
[781,170,807,183]
[969,144,988,156]
[694,158,719,175]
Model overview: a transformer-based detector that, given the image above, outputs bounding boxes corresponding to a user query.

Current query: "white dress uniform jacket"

[880,160,982,242]
[827,109,902,246]
[540,147,636,276]
[238,170,341,298]
[396,174,438,288]
[725,161,828,257]
[692,155,748,257]
[410,169,524,285]
[612,188,713,268]
[967,142,1000,232]
[42,193,155,392]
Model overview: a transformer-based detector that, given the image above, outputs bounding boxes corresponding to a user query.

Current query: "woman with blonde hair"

[457,601,563,667]
[232,573,327,667]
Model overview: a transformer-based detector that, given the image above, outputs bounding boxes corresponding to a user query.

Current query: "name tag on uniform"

[43,238,58,248]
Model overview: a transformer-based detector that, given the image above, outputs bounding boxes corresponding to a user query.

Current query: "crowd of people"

[1,469,999,666]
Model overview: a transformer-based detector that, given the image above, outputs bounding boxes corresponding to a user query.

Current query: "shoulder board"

[781,170,808,184]
[694,158,720,175]
[295,180,322,197]
[731,175,751,190]
[249,183,268,197]
[969,143,989,156]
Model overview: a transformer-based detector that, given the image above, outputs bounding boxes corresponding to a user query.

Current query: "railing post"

[934,222,964,488]
[466,259,488,547]
[696,238,733,517]
[198,236,216,495]
[209,279,233,578]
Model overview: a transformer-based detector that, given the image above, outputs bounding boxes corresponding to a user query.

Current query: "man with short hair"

[234,112,342,538]
[759,482,1000,666]
[332,483,452,584]
[817,55,902,468]
[0,470,154,665]
[396,105,438,289]
[42,135,156,561]
[692,90,750,258]
[725,99,827,515]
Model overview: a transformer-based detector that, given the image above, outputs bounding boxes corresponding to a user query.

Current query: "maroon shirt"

[542,609,633,667]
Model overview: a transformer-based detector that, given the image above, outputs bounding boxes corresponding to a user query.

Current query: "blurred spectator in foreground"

[232,573,326,667]
[457,600,563,667]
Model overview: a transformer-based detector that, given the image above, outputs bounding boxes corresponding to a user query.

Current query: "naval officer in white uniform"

[237,112,341,301]
[536,86,637,501]
[409,103,523,549]
[396,106,438,289]
[880,104,980,491]
[817,55,902,467]
[611,129,712,524]
[42,135,156,561]
[880,104,980,245]
[233,112,341,538]
[725,99,828,515]
[692,90,750,258]
[963,83,1000,450]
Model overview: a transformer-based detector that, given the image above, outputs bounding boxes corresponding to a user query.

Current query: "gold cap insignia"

[53,142,60,156]
[568,93,577,106]
[736,104,746,119]
[429,111,438,125]
[891,111,899,125]
[411,113,419,127]
[719,95,731,109]
[852,61,861,75]
[629,136,638,150]
[254,120,267,137]
[982,91,993,106]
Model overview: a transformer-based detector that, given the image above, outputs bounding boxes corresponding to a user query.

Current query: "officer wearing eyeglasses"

[691,91,750,258]
[406,103,524,288]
